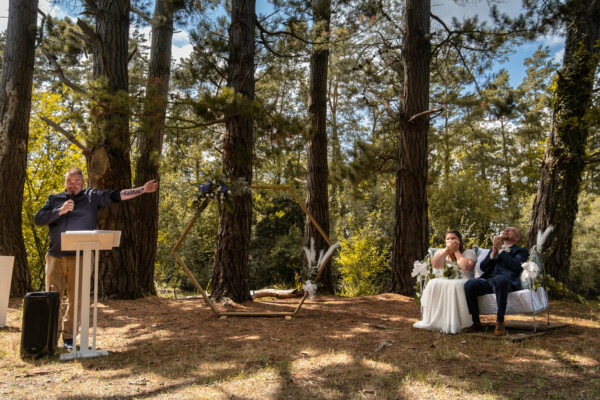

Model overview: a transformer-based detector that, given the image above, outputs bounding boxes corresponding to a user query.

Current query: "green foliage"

[569,193,600,298]
[249,194,305,290]
[536,274,586,304]
[23,89,86,290]
[337,211,391,297]
[154,166,221,293]
[428,171,503,248]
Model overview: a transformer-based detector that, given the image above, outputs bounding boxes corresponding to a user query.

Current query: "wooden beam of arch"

[171,185,336,318]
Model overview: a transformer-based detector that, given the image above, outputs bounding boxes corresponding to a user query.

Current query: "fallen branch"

[252,288,304,299]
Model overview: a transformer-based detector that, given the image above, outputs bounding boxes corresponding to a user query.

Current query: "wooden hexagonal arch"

[171,185,335,317]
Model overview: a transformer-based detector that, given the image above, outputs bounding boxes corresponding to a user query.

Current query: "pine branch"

[254,15,316,45]
[81,0,99,15]
[585,152,600,164]
[36,8,47,47]
[165,115,227,129]
[130,5,153,24]
[408,106,445,122]
[76,19,109,77]
[40,117,89,155]
[128,45,138,64]
[76,18,97,43]
[41,48,87,94]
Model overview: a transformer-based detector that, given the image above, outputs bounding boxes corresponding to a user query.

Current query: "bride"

[413,230,478,334]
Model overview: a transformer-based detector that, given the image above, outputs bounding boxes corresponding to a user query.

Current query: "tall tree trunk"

[84,0,140,298]
[527,0,599,284]
[0,0,38,297]
[133,0,175,295]
[305,0,333,293]
[387,0,431,295]
[210,0,255,303]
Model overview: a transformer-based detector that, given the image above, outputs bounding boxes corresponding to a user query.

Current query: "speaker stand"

[59,231,120,361]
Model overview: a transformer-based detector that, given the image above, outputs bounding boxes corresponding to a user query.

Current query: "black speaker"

[20,291,60,359]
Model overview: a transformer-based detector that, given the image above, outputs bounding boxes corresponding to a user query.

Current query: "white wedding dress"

[413,249,477,334]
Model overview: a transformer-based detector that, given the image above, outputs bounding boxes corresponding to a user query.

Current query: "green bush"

[337,211,391,297]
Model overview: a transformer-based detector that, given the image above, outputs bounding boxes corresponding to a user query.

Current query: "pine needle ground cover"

[1,295,598,399]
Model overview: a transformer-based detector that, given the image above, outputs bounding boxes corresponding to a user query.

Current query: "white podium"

[0,256,15,327]
[59,230,121,361]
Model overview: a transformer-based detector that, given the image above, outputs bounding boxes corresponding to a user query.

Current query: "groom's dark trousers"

[464,245,529,323]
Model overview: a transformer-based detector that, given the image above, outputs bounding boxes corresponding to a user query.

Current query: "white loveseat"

[473,248,549,331]
[424,247,550,332]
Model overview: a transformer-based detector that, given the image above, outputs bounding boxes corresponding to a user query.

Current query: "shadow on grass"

[3,295,599,399]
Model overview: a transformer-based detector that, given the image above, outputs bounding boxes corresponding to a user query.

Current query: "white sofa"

[473,248,549,331]
[425,247,550,331]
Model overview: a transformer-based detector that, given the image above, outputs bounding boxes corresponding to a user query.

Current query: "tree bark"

[84,0,141,298]
[210,0,255,303]
[305,0,333,293]
[0,0,38,296]
[133,0,175,295]
[387,0,431,295]
[527,0,600,284]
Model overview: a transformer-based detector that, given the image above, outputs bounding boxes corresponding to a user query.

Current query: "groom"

[463,227,529,336]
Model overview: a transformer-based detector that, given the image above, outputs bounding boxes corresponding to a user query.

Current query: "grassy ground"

[1,293,599,399]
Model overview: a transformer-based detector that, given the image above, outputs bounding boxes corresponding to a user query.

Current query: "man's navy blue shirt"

[34,188,121,257]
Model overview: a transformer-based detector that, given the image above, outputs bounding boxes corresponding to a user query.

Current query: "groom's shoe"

[462,322,483,333]
[494,321,506,336]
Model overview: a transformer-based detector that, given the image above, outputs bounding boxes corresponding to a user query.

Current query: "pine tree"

[305,0,333,293]
[527,0,600,283]
[210,0,256,302]
[0,0,38,296]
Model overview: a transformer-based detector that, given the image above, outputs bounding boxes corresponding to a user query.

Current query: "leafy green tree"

[514,46,557,195]
[250,194,305,289]
[23,90,86,290]
[570,193,600,297]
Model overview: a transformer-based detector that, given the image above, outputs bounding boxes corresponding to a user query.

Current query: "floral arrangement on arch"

[195,176,250,213]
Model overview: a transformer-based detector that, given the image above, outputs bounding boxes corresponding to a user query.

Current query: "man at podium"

[34,168,158,350]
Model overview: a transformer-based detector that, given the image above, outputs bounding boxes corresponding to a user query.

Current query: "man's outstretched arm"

[120,180,159,201]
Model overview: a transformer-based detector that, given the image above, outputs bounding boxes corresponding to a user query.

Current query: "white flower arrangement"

[302,237,340,300]
[411,260,429,280]
[520,225,553,289]
[521,261,540,281]
[303,280,317,300]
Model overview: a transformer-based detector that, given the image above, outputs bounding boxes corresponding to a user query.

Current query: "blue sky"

[0,0,564,87]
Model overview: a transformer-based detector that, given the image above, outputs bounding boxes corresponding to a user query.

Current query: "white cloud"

[553,48,565,64]
[0,0,9,32]
[171,30,193,64]
[431,0,524,22]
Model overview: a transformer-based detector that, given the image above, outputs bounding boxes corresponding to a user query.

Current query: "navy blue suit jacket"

[479,245,529,290]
